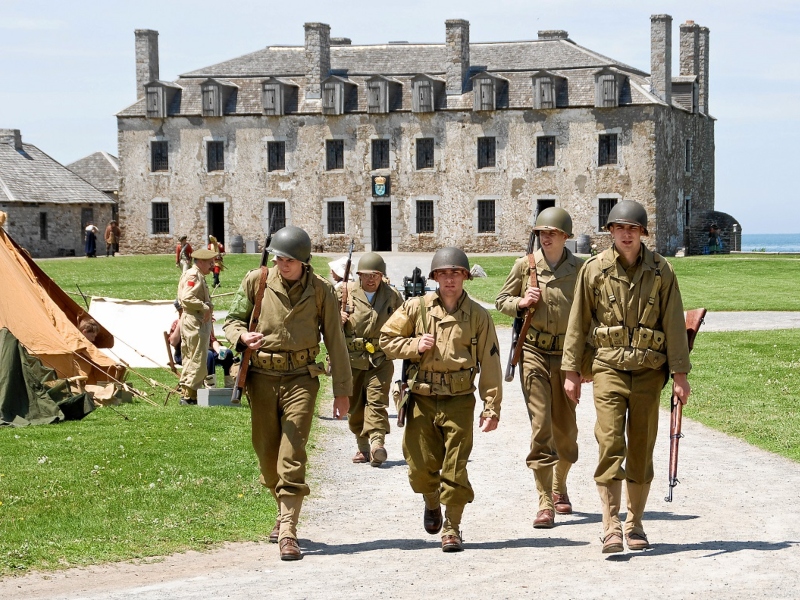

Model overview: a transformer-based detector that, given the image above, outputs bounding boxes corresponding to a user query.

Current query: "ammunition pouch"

[592,326,665,352]
[251,345,320,372]
[346,337,380,354]
[411,368,475,396]
[525,327,564,352]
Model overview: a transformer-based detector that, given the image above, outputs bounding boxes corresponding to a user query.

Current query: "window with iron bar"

[207,141,224,172]
[327,201,345,234]
[268,202,286,230]
[477,200,496,233]
[416,200,434,233]
[598,134,618,166]
[151,141,169,172]
[416,138,434,170]
[537,136,556,168]
[477,137,496,169]
[598,198,618,230]
[268,141,285,172]
[326,139,344,171]
[372,139,390,170]
[152,202,170,234]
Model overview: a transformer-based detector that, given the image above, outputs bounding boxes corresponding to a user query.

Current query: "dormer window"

[471,72,509,112]
[531,71,567,109]
[411,75,445,113]
[672,76,698,113]
[262,77,299,116]
[594,68,625,108]
[321,76,357,116]
[366,75,402,114]
[201,79,238,117]
[145,81,182,118]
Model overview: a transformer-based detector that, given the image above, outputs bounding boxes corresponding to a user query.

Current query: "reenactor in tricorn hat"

[380,247,502,553]
[338,252,404,466]
[176,247,217,404]
[223,226,352,561]
[562,200,691,553]
[495,207,585,528]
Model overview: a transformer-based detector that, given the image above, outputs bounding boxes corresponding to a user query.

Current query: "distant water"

[741,233,800,253]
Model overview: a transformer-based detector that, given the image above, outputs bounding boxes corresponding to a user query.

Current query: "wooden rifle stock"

[163,331,178,375]
[340,239,355,316]
[505,229,538,382]
[666,307,707,502]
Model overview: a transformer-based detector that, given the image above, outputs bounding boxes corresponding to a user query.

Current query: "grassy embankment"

[0,253,797,576]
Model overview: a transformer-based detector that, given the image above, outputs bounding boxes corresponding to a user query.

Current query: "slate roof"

[66,151,120,193]
[0,141,114,205]
[118,34,672,117]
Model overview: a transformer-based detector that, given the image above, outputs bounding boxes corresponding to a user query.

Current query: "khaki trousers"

[592,363,665,484]
[348,359,393,450]
[520,349,579,471]
[178,313,211,398]
[403,392,476,508]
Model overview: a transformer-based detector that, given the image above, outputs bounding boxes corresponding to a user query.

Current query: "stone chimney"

[0,129,23,151]
[679,20,699,77]
[445,19,470,95]
[698,26,710,114]
[304,22,331,100]
[135,29,159,100]
[650,14,672,105]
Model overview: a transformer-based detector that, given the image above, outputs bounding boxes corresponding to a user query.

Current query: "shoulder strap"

[639,254,662,328]
[602,266,626,326]
[418,296,428,334]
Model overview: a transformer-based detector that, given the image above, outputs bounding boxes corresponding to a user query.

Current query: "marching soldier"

[223,226,352,561]
[380,248,502,553]
[562,200,691,553]
[495,207,584,528]
[177,248,217,405]
[338,252,404,466]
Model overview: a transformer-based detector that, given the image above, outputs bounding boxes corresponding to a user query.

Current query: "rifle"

[397,268,426,427]
[340,239,355,316]
[163,331,178,375]
[231,213,278,404]
[505,229,538,382]
[665,307,707,502]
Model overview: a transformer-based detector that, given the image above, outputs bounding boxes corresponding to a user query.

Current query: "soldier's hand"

[479,416,499,432]
[564,371,582,404]
[340,310,350,325]
[417,333,435,353]
[202,305,213,323]
[518,286,541,309]
[240,331,264,349]
[673,373,691,405]
[332,395,349,419]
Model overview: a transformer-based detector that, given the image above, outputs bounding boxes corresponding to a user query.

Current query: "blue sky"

[2,0,798,233]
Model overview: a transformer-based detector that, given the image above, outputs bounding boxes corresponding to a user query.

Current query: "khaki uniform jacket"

[379,291,503,419]
[223,265,353,397]
[178,265,212,315]
[337,280,404,370]
[562,245,691,375]
[495,249,583,346]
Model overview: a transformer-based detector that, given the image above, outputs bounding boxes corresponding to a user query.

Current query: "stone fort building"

[117,15,718,256]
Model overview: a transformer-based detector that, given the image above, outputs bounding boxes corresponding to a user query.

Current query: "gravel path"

[5,321,800,600]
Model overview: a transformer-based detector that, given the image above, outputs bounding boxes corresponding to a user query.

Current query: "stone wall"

[0,203,114,258]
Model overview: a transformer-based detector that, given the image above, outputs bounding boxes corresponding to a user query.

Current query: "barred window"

[477,200,496,233]
[416,200,434,233]
[598,198,618,230]
[326,139,344,171]
[537,136,556,168]
[372,139,390,170]
[327,201,345,234]
[416,138,434,170]
[685,139,693,173]
[477,137,496,169]
[207,141,224,172]
[151,141,169,172]
[152,202,170,234]
[268,202,286,231]
[268,141,285,172]
[598,134,618,166]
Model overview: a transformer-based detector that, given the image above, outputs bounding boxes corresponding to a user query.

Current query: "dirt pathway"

[4,326,800,599]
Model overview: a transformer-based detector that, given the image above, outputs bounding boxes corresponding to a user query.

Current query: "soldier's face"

[609,224,643,254]
[433,269,468,297]
[358,272,382,293]
[195,258,215,275]
[274,256,303,281]
[538,230,568,252]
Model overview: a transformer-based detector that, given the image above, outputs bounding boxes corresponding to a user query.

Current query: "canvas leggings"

[178,313,211,398]
[348,359,393,451]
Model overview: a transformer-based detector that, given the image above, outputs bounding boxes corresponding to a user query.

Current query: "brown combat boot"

[268,518,280,544]
[624,481,652,550]
[597,480,623,554]
[553,492,573,515]
[533,509,555,529]
[279,537,303,561]
[352,450,369,464]
[370,441,387,467]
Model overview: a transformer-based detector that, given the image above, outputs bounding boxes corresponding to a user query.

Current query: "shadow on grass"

[605,539,800,561]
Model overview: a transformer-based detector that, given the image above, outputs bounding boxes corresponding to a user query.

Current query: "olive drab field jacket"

[223,265,353,397]
[562,245,691,375]
[379,291,503,419]
[337,279,404,371]
[495,249,583,353]
[178,265,212,316]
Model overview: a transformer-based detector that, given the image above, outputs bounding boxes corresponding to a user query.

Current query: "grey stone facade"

[117,15,721,256]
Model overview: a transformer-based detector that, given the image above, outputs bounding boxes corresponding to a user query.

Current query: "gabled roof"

[0,140,114,206]
[66,151,119,193]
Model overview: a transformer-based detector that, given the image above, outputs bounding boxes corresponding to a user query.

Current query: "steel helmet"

[606,200,649,236]
[428,247,472,280]
[266,226,312,263]
[534,207,574,238]
[356,252,387,275]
